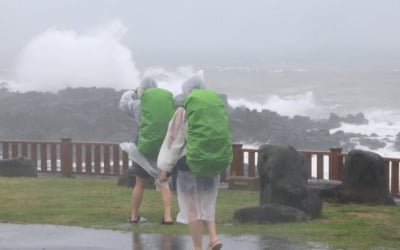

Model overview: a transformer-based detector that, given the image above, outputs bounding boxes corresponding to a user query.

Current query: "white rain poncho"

[157,73,220,223]
[175,169,219,223]
[118,76,158,122]
[119,142,160,178]
[118,77,168,188]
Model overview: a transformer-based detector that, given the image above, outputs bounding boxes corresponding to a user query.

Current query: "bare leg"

[159,184,173,222]
[189,220,203,250]
[130,176,145,221]
[204,220,220,247]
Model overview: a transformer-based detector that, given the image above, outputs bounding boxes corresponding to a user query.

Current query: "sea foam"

[228,91,326,119]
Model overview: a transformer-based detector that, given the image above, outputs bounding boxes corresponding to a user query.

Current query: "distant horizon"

[3,62,400,78]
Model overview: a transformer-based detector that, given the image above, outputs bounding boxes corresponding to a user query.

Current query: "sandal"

[207,240,223,250]
[128,215,146,224]
[160,217,174,225]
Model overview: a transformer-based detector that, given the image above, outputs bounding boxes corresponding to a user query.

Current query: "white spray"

[13,19,140,92]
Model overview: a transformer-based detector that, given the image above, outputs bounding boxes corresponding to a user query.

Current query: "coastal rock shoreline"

[0,87,389,153]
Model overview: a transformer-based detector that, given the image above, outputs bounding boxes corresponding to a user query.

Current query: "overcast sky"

[1,0,400,70]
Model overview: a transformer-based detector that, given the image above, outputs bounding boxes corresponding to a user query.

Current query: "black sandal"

[128,216,141,224]
[160,217,174,225]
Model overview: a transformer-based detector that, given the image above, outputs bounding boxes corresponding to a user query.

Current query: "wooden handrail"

[0,139,130,177]
[1,139,399,197]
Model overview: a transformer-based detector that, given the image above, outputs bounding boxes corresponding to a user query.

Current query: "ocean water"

[204,68,400,157]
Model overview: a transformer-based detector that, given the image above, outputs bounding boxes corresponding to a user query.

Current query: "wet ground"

[0,223,333,250]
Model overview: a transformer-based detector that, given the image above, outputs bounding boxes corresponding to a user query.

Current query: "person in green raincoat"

[157,72,232,250]
[119,76,175,225]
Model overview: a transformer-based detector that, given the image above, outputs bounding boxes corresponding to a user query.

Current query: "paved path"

[0,223,331,250]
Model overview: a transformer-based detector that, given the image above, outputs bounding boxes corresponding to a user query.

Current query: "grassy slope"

[0,177,399,249]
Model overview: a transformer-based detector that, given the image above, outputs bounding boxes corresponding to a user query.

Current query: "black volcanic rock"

[394,132,400,151]
[233,204,307,224]
[0,87,376,153]
[342,112,369,125]
[327,113,341,127]
[359,138,386,150]
[0,87,136,142]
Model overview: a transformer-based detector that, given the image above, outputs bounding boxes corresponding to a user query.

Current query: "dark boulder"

[342,112,369,125]
[0,157,38,177]
[233,204,307,224]
[339,149,395,205]
[327,113,341,128]
[358,138,386,150]
[307,179,342,202]
[234,145,322,223]
[393,132,400,151]
[301,192,322,219]
[258,145,308,208]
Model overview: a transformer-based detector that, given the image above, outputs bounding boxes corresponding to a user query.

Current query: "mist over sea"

[1,20,400,157]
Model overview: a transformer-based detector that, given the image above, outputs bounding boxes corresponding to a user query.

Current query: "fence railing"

[0,139,399,196]
[229,144,399,197]
[0,139,131,177]
[230,145,346,180]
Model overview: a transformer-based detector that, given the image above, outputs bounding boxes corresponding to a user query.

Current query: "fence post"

[61,138,73,177]
[329,147,342,180]
[231,144,243,176]
[391,161,399,197]
[2,142,9,159]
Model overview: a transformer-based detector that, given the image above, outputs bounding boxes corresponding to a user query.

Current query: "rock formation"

[0,87,382,153]
[233,145,322,223]
[0,157,38,177]
[339,149,395,205]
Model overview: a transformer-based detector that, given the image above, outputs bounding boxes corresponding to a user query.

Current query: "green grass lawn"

[0,177,399,249]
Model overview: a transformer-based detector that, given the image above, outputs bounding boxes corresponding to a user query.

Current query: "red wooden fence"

[0,139,399,197]
[0,139,130,177]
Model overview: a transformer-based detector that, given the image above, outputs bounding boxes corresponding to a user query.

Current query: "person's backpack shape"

[138,88,175,157]
[184,89,233,177]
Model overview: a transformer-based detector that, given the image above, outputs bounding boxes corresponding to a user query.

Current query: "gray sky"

[1,0,400,70]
